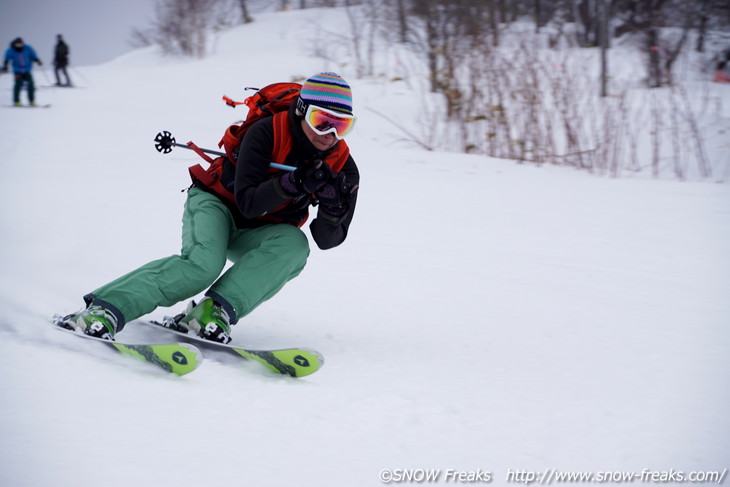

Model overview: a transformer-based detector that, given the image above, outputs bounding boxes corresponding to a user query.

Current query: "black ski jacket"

[197,103,359,250]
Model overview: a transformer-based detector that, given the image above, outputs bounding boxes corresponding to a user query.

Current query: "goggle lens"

[304,105,356,139]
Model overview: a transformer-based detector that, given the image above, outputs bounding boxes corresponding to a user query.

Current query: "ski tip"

[171,343,204,375]
[296,348,325,377]
[226,346,325,378]
[117,342,204,376]
[298,347,325,367]
[284,351,324,378]
[177,342,204,360]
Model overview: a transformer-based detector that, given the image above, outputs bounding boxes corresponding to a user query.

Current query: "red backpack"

[218,82,303,163]
[187,83,302,200]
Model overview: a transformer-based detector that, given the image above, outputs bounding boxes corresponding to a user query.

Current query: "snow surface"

[1,8,729,487]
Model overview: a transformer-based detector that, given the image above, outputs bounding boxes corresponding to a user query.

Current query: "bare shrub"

[393,24,715,180]
[131,0,242,58]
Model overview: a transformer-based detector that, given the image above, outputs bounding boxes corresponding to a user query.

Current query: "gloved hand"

[35,59,43,66]
[1,64,8,73]
[280,159,332,196]
[316,172,358,216]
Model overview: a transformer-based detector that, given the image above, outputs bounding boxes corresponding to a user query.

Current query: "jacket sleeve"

[233,118,293,219]
[309,155,360,250]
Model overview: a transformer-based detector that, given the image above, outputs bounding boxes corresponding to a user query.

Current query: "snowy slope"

[1,8,729,487]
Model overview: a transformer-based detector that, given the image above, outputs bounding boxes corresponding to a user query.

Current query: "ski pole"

[39,66,53,85]
[69,66,91,86]
[154,130,225,157]
[153,131,295,172]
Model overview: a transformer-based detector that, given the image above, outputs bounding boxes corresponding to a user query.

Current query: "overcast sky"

[0,0,156,66]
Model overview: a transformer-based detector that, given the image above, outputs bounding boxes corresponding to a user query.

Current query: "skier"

[53,34,71,86]
[2,37,43,106]
[713,48,730,83]
[57,72,360,344]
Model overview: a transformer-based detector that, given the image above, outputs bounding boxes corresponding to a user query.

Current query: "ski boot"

[57,304,119,340]
[176,297,232,344]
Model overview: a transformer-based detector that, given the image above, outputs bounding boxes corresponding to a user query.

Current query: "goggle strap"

[296,96,308,115]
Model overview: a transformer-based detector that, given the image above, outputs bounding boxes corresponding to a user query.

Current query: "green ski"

[142,319,324,378]
[52,316,203,376]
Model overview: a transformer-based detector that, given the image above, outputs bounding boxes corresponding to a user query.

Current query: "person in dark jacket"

[53,34,71,86]
[2,37,42,106]
[56,72,360,344]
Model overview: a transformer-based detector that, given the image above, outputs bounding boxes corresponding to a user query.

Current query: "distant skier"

[56,72,360,344]
[713,48,730,83]
[2,37,42,106]
[53,34,71,87]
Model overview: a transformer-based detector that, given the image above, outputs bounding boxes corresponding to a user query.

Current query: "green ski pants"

[90,188,310,329]
[13,73,36,104]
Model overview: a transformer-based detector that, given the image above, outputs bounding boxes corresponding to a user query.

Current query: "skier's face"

[301,118,338,151]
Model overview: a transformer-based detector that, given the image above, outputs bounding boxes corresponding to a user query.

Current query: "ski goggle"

[303,104,356,140]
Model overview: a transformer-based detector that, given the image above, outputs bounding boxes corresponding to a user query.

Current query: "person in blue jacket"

[2,37,43,106]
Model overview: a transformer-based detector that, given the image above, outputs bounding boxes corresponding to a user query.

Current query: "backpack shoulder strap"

[271,111,293,165]
[327,141,350,172]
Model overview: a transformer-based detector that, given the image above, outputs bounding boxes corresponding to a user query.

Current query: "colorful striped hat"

[299,72,353,115]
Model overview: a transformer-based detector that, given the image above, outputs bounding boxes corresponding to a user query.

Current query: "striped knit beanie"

[299,72,353,115]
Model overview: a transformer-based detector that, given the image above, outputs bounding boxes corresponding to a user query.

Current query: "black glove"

[35,59,42,66]
[1,64,7,73]
[316,172,358,216]
[280,159,331,196]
